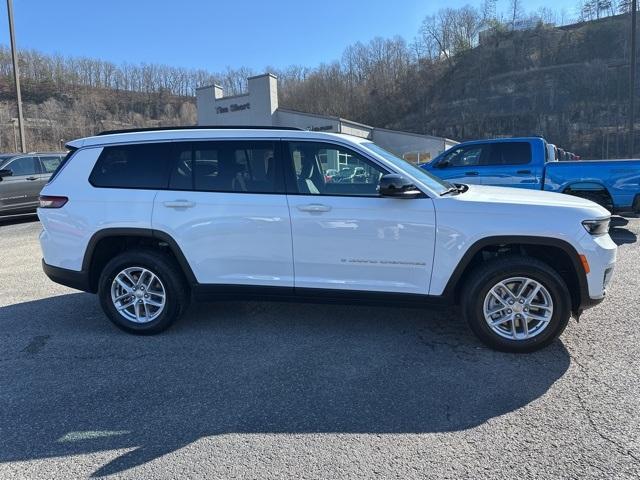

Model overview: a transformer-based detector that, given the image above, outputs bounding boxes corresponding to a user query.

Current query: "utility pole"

[631,0,637,158]
[6,0,26,153]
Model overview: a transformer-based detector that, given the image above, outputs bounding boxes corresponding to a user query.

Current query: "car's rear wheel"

[564,188,613,212]
[462,256,571,353]
[98,249,188,334]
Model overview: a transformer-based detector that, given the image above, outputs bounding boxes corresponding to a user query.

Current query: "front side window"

[440,145,486,167]
[90,143,173,189]
[6,156,39,176]
[287,142,387,196]
[362,142,450,193]
[169,141,282,193]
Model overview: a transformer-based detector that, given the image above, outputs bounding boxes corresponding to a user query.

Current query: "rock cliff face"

[404,15,636,159]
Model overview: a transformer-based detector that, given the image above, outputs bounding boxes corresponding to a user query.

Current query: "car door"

[152,140,294,287]
[284,140,436,295]
[0,156,42,213]
[480,141,540,189]
[429,143,489,185]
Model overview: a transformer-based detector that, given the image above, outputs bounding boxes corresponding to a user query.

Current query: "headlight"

[582,218,610,236]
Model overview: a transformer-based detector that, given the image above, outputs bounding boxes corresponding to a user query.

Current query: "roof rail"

[97,125,303,136]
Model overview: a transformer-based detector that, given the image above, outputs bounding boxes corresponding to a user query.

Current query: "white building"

[196,73,456,162]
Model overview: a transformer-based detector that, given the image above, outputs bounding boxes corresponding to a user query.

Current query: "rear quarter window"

[89,143,173,189]
[40,155,63,173]
[47,150,75,184]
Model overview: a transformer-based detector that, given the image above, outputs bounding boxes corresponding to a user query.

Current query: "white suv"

[38,127,617,352]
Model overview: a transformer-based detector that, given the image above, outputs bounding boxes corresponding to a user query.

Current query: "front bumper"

[574,231,617,315]
[42,260,92,292]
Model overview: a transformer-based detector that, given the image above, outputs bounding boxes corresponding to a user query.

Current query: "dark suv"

[0,152,66,216]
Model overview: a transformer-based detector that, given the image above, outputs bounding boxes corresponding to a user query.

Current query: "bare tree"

[617,0,634,13]
[481,0,499,26]
[419,12,454,65]
[509,0,525,29]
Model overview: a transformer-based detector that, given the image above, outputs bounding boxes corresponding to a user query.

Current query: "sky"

[0,0,578,73]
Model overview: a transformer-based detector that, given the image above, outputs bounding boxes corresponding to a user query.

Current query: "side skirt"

[191,284,451,308]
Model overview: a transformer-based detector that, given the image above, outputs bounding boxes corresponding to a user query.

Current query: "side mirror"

[0,169,12,180]
[378,174,423,198]
[436,160,450,169]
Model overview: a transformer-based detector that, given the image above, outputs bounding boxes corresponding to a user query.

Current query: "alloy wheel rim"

[110,267,166,323]
[483,276,554,341]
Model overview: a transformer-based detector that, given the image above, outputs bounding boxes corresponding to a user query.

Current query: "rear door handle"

[26,176,38,181]
[465,171,479,176]
[297,203,331,213]
[517,169,532,174]
[163,200,195,208]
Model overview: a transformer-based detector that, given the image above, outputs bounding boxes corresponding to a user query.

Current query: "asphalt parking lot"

[0,215,639,479]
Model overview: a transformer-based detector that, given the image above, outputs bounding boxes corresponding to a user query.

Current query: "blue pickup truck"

[421,137,640,213]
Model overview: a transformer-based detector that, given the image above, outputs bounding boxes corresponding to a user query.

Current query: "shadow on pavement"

[0,293,570,477]
[0,213,38,227]
[610,216,637,246]
[610,216,629,227]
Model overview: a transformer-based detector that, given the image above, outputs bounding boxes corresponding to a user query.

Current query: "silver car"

[0,152,66,216]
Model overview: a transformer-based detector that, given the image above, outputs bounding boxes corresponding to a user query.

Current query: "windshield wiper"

[440,186,459,196]
[440,183,468,196]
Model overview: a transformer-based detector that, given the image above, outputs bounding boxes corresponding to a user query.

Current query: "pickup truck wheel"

[564,189,613,212]
[97,249,188,334]
[462,256,571,353]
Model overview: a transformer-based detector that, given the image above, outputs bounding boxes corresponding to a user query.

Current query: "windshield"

[0,154,16,165]
[361,142,453,193]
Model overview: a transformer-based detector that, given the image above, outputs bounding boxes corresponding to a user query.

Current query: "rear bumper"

[42,260,92,292]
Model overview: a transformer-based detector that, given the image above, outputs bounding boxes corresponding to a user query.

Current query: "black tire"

[97,249,189,334]
[461,255,572,353]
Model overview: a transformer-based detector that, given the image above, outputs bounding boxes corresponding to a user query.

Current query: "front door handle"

[297,203,331,213]
[163,200,195,208]
[465,171,479,176]
[26,176,38,181]
[517,169,532,174]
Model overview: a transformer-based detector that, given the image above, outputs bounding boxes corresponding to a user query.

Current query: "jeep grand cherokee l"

[38,127,617,352]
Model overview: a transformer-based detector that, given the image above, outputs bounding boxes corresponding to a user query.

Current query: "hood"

[453,184,610,217]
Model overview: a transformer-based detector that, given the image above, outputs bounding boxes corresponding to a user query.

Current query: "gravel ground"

[0,215,638,479]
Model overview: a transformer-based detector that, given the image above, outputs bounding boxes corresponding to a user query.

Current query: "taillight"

[39,195,68,208]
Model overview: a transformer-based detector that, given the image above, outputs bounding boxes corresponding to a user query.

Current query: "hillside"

[392,14,636,158]
[0,78,196,152]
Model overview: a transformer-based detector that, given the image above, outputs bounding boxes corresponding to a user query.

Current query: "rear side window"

[40,155,63,173]
[168,141,283,193]
[488,142,532,165]
[90,143,173,189]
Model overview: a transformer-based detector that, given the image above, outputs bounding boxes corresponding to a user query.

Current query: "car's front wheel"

[462,256,572,353]
[97,249,188,334]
